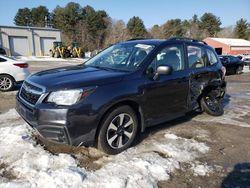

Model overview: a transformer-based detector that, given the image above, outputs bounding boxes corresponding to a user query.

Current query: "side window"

[0,57,7,62]
[187,45,206,68]
[206,48,218,66]
[147,44,185,73]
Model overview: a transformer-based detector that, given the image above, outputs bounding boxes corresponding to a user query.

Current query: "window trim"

[205,47,219,67]
[146,43,186,74]
[186,44,207,69]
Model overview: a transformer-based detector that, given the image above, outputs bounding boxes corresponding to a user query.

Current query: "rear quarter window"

[206,48,219,66]
[0,57,7,62]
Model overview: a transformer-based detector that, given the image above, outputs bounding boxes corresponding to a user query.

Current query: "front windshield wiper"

[86,65,130,72]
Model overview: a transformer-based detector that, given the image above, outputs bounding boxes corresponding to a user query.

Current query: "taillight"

[14,63,29,68]
[221,66,226,78]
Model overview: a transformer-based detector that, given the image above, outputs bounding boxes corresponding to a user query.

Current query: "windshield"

[85,43,155,71]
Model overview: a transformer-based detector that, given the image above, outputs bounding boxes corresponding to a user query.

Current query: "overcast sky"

[0,0,249,28]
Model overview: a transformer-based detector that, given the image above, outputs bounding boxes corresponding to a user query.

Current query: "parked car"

[218,55,245,75]
[0,48,6,55]
[16,37,226,154]
[242,56,250,65]
[0,55,30,91]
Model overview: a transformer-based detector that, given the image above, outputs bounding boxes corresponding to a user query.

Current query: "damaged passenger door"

[186,44,210,110]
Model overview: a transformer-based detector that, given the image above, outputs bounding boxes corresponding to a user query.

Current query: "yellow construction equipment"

[69,42,84,58]
[49,42,70,58]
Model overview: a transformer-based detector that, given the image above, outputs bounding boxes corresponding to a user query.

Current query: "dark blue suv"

[16,37,226,154]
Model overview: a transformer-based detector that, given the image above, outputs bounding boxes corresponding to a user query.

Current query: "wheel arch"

[0,73,16,82]
[94,99,144,144]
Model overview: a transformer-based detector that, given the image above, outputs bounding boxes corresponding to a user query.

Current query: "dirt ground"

[0,61,250,187]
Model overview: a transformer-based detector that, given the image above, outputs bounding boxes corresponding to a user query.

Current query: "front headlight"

[47,89,83,106]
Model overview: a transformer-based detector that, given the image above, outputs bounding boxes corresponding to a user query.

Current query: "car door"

[142,43,190,125]
[186,44,211,109]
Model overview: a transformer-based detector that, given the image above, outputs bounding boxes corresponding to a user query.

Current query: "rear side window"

[0,57,7,62]
[187,45,206,68]
[206,48,218,65]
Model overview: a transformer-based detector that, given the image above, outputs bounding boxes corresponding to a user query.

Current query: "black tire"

[97,105,138,155]
[54,51,60,58]
[200,92,224,116]
[49,50,54,57]
[0,75,14,92]
[235,66,243,74]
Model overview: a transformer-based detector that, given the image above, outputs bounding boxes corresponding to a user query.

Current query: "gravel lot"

[0,61,249,187]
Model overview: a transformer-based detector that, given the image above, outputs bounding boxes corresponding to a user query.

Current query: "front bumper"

[16,95,98,146]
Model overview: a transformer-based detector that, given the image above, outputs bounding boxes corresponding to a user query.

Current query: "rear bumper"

[16,95,98,146]
[15,69,30,82]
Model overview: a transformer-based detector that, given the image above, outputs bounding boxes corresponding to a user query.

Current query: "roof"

[0,25,61,31]
[122,39,165,46]
[206,37,250,47]
[122,37,208,46]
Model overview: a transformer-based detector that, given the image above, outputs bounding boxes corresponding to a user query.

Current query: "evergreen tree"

[199,13,221,37]
[234,18,249,39]
[14,8,32,26]
[127,16,147,38]
[31,6,49,27]
[162,19,185,38]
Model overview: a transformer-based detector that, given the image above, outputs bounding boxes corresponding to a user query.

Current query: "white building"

[0,25,61,56]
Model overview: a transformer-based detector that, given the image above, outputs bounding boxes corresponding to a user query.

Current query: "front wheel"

[97,105,138,155]
[200,92,224,116]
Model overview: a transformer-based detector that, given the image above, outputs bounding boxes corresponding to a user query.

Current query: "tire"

[0,75,14,92]
[200,91,224,116]
[235,66,243,74]
[54,51,60,58]
[97,105,138,155]
[49,50,54,57]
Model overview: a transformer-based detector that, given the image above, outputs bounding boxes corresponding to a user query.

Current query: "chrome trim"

[19,80,47,107]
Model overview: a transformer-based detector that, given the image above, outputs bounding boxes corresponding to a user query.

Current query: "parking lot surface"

[0,61,249,187]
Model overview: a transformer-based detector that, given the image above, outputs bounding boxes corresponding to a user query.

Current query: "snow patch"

[191,162,213,176]
[0,109,21,126]
[14,56,88,63]
[0,124,86,187]
[0,110,210,187]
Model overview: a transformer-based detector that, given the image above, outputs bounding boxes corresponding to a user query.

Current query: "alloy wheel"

[0,76,12,91]
[106,113,135,149]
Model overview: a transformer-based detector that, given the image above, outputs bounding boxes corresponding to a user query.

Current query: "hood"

[27,65,127,91]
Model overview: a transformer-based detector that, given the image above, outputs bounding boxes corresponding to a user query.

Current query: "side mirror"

[153,65,172,80]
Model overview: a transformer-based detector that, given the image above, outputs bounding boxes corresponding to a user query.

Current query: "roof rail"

[127,38,150,41]
[168,37,207,45]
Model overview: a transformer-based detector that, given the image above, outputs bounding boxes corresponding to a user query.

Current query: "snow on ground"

[191,162,213,176]
[243,65,250,73]
[14,56,89,63]
[0,109,211,188]
[194,92,250,128]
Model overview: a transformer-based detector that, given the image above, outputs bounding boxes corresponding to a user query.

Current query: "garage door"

[9,36,29,56]
[40,37,56,56]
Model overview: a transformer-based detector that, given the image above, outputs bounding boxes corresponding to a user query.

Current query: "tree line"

[14,2,250,51]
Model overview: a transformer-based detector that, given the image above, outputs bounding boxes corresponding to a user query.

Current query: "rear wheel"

[0,75,14,92]
[201,91,224,116]
[97,105,138,154]
[235,65,243,74]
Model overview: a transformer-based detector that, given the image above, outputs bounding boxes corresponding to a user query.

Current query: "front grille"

[19,81,43,105]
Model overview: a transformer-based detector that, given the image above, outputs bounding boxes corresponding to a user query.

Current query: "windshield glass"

[85,43,155,71]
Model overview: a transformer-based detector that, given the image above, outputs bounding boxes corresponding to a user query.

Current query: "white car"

[0,55,30,91]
